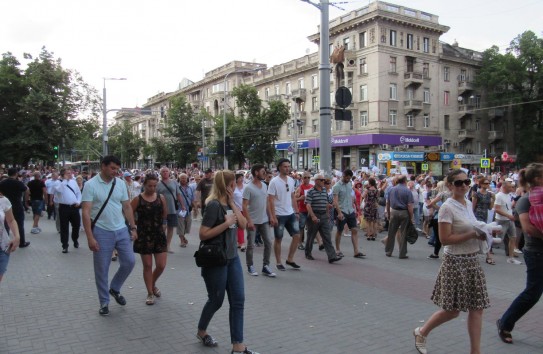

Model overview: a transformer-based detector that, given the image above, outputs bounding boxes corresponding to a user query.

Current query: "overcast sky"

[1,0,541,117]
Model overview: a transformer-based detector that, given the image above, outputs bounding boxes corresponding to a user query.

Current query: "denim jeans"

[92,226,135,306]
[246,223,272,267]
[500,250,543,331]
[198,256,245,344]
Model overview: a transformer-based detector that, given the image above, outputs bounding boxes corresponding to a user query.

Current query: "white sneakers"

[507,258,522,265]
[513,248,523,254]
[30,227,41,234]
[247,265,259,276]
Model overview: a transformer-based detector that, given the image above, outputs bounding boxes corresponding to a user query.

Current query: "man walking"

[53,169,82,253]
[305,174,342,263]
[242,164,276,277]
[177,173,195,248]
[294,172,313,250]
[27,172,47,234]
[385,175,414,259]
[157,167,184,253]
[82,155,137,316]
[0,168,30,248]
[268,158,301,271]
[196,168,214,217]
[333,169,365,258]
[494,178,521,265]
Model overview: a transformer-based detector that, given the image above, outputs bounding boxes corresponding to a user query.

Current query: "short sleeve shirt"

[157,180,180,214]
[81,175,128,231]
[28,179,46,200]
[201,200,237,259]
[267,176,295,216]
[0,197,12,250]
[438,198,479,255]
[494,192,513,220]
[516,194,543,253]
[243,183,268,224]
[332,180,354,214]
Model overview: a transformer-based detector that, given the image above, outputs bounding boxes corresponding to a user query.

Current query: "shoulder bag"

[161,181,179,210]
[406,221,419,244]
[194,201,227,268]
[91,178,116,230]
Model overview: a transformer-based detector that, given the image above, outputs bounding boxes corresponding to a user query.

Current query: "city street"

[1,213,541,354]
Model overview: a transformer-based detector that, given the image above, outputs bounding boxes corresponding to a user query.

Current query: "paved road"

[1,213,541,353]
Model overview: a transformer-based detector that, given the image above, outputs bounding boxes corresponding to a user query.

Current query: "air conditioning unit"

[452,142,459,148]
[394,147,401,152]
[438,145,444,151]
[381,144,390,150]
[466,149,473,154]
[443,139,450,144]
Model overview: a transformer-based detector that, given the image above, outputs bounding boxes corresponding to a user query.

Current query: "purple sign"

[308,134,442,148]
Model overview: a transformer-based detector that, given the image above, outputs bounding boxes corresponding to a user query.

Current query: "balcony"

[404,100,422,112]
[291,88,307,101]
[488,130,504,142]
[458,104,475,119]
[458,80,474,95]
[458,129,476,141]
[404,72,424,88]
[488,108,504,120]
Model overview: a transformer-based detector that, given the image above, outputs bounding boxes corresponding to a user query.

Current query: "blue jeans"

[0,250,10,275]
[413,207,420,228]
[500,250,543,331]
[92,226,135,306]
[198,256,245,344]
[273,214,300,239]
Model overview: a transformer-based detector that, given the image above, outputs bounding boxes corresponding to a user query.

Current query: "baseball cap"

[204,168,213,174]
[123,171,132,178]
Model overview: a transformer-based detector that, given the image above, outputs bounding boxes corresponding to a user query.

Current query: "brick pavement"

[0,213,541,353]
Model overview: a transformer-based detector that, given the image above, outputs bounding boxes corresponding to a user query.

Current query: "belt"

[391,207,407,211]
[313,210,328,214]
[60,203,79,208]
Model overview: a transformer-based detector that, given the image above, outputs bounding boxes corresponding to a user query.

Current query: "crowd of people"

[0,159,541,354]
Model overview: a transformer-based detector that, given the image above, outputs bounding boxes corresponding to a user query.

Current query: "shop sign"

[377,152,392,161]
[425,152,440,161]
[441,153,455,161]
[391,152,425,161]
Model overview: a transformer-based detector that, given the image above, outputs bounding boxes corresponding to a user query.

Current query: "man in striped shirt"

[304,174,342,263]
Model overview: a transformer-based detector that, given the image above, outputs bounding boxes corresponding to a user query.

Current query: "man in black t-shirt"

[27,172,47,234]
[0,168,30,247]
[196,169,214,217]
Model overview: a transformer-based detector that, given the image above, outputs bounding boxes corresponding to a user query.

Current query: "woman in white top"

[233,173,246,250]
[0,194,20,282]
[413,170,489,354]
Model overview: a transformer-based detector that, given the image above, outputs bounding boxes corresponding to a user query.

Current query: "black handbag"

[194,201,227,268]
[406,221,419,244]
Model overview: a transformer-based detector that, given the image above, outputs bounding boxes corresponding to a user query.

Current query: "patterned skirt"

[431,252,490,312]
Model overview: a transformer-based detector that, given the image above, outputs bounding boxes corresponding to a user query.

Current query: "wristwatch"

[130,226,137,231]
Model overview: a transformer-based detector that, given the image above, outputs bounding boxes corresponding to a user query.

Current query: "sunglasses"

[316,179,325,182]
[303,176,310,179]
[324,181,331,185]
[286,183,289,192]
[453,179,471,187]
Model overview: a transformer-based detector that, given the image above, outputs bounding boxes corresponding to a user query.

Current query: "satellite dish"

[457,96,463,102]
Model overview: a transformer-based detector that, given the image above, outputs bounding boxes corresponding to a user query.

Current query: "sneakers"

[413,327,427,354]
[513,248,523,254]
[109,288,127,305]
[276,264,286,271]
[262,265,276,277]
[99,304,109,316]
[31,227,40,234]
[427,254,439,259]
[247,265,259,276]
[285,260,301,269]
[232,347,260,354]
[507,258,522,265]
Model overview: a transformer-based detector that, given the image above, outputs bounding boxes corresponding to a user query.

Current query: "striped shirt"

[305,187,332,213]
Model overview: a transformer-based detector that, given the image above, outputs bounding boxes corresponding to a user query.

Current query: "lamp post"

[103,77,127,157]
[222,67,263,170]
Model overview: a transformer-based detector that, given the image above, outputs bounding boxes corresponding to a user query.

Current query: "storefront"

[275,140,309,169]
[440,153,486,174]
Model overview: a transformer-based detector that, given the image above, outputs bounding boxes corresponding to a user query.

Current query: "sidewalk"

[0,213,541,353]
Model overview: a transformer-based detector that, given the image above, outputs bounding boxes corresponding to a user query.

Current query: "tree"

[107,120,146,167]
[148,137,174,166]
[476,31,543,164]
[164,95,201,167]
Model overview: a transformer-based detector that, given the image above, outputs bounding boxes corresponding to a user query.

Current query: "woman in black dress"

[131,174,168,305]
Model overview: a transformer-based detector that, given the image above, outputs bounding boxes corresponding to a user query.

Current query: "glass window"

[475,120,480,131]
[298,78,304,89]
[444,115,450,130]
[390,30,397,46]
[312,96,318,111]
[423,89,430,103]
[460,69,467,81]
[285,82,291,95]
[312,119,318,133]
[389,83,397,100]
[406,57,414,72]
[444,67,450,81]
[298,125,304,136]
[360,111,368,127]
[265,88,269,99]
[444,91,450,105]
[389,110,397,126]
[336,120,342,130]
[407,114,414,128]
[359,31,367,48]
[389,56,397,73]
[423,114,430,128]
[343,37,350,50]
[360,84,368,101]
[311,75,318,89]
[407,34,413,49]
[359,57,367,74]
[349,119,354,130]
[423,63,429,78]
[407,87,414,100]
[423,37,430,53]
[274,85,279,95]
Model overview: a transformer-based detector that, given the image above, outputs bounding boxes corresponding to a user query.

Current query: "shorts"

[166,214,178,228]
[273,214,300,239]
[31,200,44,216]
[177,213,192,235]
[0,250,10,275]
[337,211,357,230]
[497,220,516,239]
[298,212,309,229]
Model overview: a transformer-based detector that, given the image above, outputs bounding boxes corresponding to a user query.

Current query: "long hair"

[205,170,235,205]
[518,163,543,190]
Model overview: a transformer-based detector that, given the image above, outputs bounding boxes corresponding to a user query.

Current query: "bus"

[70,161,101,174]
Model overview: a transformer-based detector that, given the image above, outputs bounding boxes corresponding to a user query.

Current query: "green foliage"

[476,31,543,164]
[0,47,100,165]
[107,120,146,166]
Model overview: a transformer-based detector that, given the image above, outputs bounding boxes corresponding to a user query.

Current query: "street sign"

[421,163,428,171]
[313,155,320,163]
[480,158,490,168]
[335,86,352,108]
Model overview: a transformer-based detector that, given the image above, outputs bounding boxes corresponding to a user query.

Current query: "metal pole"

[319,0,332,175]
[102,81,108,157]
[201,114,206,169]
[293,98,299,170]
[223,72,232,170]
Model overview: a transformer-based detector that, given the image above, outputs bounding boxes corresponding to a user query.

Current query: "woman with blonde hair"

[196,171,259,354]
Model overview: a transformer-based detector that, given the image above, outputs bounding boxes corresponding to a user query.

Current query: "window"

[359,31,367,48]
[274,85,279,95]
[265,88,269,99]
[407,114,414,128]
[475,95,481,108]
[475,120,480,131]
[311,75,318,89]
[389,110,397,126]
[390,30,397,46]
[343,37,350,50]
[347,72,354,91]
[423,37,430,53]
[360,84,368,101]
[444,67,450,81]
[444,91,450,105]
[360,111,368,127]
[389,83,397,100]
[312,96,318,111]
[298,78,304,89]
[389,56,397,73]
[349,119,354,130]
[298,125,304,136]
[336,120,343,130]
[460,69,467,81]
[444,115,450,130]
[406,57,414,72]
[407,34,413,49]
[423,114,430,128]
[329,43,334,57]
[407,87,414,100]
[287,123,292,136]
[312,119,318,133]
[359,57,367,75]
[285,82,291,95]
[423,89,430,103]
[423,63,429,78]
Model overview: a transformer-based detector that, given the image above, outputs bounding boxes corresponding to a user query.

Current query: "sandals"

[354,252,366,258]
[413,327,427,354]
[336,251,344,258]
[196,333,218,347]
[497,319,513,344]
[146,294,155,305]
[153,287,161,297]
[486,258,496,265]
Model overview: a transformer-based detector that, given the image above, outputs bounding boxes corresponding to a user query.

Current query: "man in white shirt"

[53,168,82,253]
[494,178,521,265]
[267,158,301,271]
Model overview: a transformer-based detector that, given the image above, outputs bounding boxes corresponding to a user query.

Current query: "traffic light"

[53,145,59,159]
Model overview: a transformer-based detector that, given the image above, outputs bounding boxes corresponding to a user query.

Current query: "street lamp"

[103,77,127,157]
[222,67,263,170]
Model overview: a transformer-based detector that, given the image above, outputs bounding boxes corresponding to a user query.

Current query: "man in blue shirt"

[385,175,414,259]
[82,156,137,316]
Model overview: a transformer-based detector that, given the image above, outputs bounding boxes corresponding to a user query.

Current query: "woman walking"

[196,170,259,354]
[130,174,168,305]
[362,178,379,240]
[414,170,489,354]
